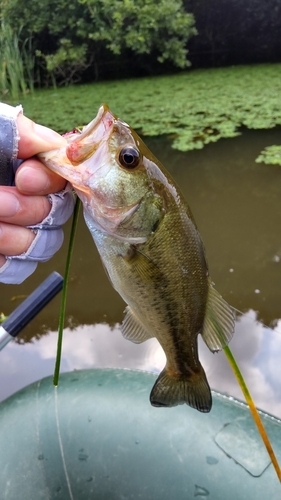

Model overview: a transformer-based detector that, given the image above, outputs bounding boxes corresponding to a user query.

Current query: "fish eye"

[118,146,140,169]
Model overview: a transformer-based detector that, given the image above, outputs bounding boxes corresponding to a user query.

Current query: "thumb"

[17,113,67,158]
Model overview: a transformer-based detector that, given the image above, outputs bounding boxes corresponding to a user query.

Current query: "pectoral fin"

[123,246,163,284]
[121,306,154,343]
[201,281,235,352]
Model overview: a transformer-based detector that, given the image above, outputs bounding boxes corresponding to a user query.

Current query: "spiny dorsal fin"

[201,281,235,352]
[121,306,154,344]
[150,367,212,412]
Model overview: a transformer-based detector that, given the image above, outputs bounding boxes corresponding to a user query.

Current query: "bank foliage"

[1,0,196,88]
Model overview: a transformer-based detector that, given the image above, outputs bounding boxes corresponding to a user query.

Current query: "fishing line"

[54,387,74,500]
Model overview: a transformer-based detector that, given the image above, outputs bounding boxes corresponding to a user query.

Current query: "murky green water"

[1,128,281,416]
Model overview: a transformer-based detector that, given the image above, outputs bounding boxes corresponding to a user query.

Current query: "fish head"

[39,104,165,242]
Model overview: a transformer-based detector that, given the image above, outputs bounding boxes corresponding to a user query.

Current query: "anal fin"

[202,281,235,352]
[121,306,154,344]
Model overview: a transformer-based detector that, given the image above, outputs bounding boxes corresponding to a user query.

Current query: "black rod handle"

[0,272,63,350]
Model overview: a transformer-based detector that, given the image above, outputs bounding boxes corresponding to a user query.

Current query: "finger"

[17,113,67,158]
[0,222,35,256]
[15,158,66,195]
[0,186,51,226]
[0,255,6,268]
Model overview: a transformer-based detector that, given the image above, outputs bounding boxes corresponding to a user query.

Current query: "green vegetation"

[54,197,81,387]
[0,21,34,99]
[2,0,196,86]
[5,63,281,163]
[36,39,90,87]
[256,145,281,165]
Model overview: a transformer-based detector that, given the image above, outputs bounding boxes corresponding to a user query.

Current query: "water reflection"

[1,311,281,418]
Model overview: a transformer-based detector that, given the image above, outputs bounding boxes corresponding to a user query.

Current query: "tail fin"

[150,367,212,413]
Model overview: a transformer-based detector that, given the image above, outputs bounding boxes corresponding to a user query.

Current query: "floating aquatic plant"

[4,63,281,161]
[256,145,281,166]
[0,313,8,324]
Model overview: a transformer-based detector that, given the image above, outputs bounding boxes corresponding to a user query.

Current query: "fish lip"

[70,103,114,145]
[38,104,115,183]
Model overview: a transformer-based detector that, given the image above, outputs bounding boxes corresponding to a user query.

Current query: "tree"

[2,0,196,85]
[36,39,91,86]
[78,0,197,68]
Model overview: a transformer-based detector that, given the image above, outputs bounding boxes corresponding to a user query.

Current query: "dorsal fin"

[121,306,154,344]
[201,281,235,352]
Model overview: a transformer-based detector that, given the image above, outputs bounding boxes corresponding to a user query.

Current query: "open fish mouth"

[38,104,115,186]
[65,104,115,165]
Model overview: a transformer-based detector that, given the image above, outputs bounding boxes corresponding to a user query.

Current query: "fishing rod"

[0,271,63,350]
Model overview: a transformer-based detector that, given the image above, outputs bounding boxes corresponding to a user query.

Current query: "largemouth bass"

[39,104,235,412]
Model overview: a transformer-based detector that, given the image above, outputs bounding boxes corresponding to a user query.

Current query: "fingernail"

[0,192,20,216]
[16,166,50,192]
[34,124,67,149]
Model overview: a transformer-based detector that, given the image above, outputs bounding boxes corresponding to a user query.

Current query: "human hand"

[0,108,74,283]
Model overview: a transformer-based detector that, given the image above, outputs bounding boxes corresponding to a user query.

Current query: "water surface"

[1,128,281,417]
